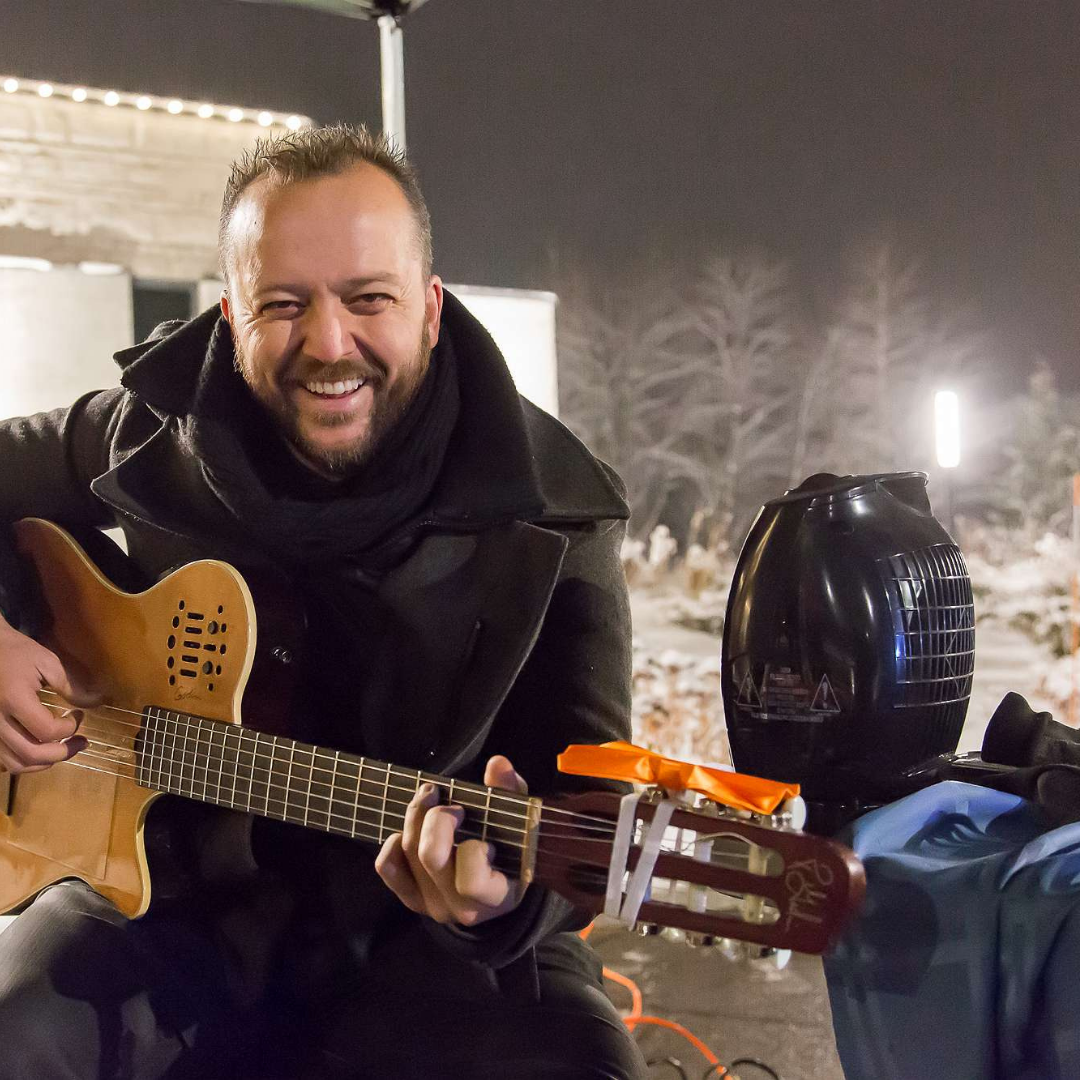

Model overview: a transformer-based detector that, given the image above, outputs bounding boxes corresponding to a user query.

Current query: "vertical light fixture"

[934,389,961,535]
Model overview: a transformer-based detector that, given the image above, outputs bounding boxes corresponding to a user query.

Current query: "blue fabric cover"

[823,781,1080,1079]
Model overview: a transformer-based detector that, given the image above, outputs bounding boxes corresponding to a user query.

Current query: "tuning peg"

[685,932,718,949]
[634,921,661,936]
[660,927,685,945]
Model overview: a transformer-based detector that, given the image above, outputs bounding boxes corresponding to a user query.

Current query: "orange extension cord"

[580,922,728,1078]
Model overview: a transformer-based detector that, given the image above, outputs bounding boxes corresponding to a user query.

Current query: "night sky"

[2,0,1079,390]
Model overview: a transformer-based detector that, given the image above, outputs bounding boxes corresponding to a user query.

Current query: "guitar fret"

[482,786,492,844]
[231,725,245,810]
[139,708,153,789]
[301,744,313,828]
[353,758,364,840]
[284,739,296,822]
[328,750,340,834]
[166,711,179,796]
[212,723,226,806]
[249,730,261,814]
[179,714,195,797]
[378,764,391,843]
[196,719,210,803]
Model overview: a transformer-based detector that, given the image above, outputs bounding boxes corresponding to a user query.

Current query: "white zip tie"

[604,790,680,927]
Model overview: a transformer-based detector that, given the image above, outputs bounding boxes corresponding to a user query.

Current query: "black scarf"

[184,315,461,570]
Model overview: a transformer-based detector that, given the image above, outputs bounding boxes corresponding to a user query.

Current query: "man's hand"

[0,621,94,774]
[375,755,528,927]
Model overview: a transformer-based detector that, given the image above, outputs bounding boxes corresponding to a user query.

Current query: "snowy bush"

[630,646,730,766]
[963,522,1079,713]
[965,526,1075,656]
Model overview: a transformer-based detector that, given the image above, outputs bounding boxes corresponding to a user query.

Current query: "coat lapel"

[374,521,568,774]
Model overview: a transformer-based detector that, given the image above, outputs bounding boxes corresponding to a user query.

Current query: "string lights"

[0,75,307,130]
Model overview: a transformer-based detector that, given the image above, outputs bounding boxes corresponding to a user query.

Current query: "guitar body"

[0,518,257,917]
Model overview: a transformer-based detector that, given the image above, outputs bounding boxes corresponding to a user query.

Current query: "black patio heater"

[721,472,977,832]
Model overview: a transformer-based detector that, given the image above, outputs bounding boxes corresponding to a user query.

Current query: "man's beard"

[234,324,432,479]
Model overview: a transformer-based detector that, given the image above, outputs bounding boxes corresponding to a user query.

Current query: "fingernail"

[419,783,436,800]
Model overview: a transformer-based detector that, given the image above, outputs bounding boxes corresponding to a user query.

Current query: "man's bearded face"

[222,164,442,478]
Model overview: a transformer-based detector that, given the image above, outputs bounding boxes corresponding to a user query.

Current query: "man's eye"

[262,300,300,314]
[349,294,391,307]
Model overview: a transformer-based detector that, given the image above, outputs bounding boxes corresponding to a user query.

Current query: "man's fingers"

[385,778,529,927]
[374,833,427,915]
[483,755,527,794]
[4,692,80,743]
[400,784,454,922]
[417,803,465,904]
[454,839,516,911]
[35,652,101,710]
[0,713,80,771]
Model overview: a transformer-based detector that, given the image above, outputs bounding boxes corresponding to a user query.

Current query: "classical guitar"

[0,519,864,953]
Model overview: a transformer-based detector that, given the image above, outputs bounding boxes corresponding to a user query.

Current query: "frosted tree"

[824,242,928,473]
[677,253,795,539]
[798,243,983,482]
[1001,361,1080,533]
[557,278,704,536]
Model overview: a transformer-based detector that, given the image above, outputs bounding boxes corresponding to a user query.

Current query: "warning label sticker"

[736,671,762,708]
[810,674,842,713]
[733,666,843,723]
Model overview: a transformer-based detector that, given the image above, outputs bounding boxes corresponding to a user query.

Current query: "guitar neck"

[135,707,538,880]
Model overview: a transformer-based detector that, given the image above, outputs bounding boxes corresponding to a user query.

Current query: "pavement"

[589,920,846,1080]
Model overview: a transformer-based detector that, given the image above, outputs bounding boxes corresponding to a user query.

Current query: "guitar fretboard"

[134,707,532,875]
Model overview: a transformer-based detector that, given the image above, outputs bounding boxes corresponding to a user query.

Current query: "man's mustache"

[290,360,386,385]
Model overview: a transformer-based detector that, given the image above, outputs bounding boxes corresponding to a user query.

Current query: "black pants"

[0,881,646,1079]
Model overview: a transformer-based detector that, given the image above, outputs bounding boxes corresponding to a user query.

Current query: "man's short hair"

[218,122,433,280]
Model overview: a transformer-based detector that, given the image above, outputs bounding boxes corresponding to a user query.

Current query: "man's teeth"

[305,378,365,396]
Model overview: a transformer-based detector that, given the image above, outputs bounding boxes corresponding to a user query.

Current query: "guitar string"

[38,694,627,835]
[68,717,621,841]
[57,753,770,877]
[38,692,619,827]
[72,738,538,845]
[58,753,521,858]
[53,753,676,876]
[51,717,775,868]
[68,747,526,847]
[43,697,545,827]
[67,738,776,866]
[57,711,771,852]
[71,725,628,850]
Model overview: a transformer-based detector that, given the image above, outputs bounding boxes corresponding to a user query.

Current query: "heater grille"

[881,543,976,710]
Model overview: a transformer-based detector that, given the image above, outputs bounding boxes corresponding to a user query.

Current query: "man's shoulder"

[519,399,628,524]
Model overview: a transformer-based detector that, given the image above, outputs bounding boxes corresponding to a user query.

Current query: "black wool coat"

[0,291,633,993]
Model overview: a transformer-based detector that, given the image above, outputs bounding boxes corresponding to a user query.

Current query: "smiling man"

[0,126,645,1078]
[221,160,440,476]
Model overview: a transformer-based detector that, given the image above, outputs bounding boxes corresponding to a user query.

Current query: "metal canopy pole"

[378,14,407,151]
[241,1,432,151]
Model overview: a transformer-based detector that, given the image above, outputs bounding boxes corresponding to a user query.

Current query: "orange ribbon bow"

[557,740,800,815]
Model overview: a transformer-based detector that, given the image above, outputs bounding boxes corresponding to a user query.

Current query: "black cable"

[646,1057,690,1079]
[725,1059,781,1080]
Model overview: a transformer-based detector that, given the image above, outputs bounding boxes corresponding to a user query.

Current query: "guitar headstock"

[535,789,864,955]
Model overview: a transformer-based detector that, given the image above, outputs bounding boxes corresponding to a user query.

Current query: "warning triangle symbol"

[810,674,842,713]
[736,672,762,708]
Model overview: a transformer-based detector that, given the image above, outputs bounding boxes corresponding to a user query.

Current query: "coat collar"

[112,291,627,527]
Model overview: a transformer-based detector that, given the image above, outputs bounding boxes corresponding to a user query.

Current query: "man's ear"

[426,275,444,347]
[220,290,232,324]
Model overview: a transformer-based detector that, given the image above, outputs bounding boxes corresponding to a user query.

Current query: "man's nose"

[301,302,350,362]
